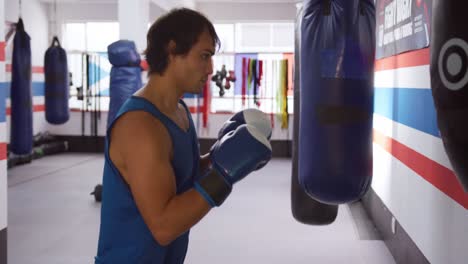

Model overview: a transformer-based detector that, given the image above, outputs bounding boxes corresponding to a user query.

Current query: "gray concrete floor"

[7,153,395,264]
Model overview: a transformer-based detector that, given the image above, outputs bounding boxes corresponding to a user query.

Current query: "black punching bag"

[291,3,338,225]
[45,36,69,124]
[10,18,33,155]
[431,0,468,191]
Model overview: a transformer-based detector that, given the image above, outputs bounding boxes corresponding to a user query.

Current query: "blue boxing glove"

[218,109,272,140]
[195,124,272,207]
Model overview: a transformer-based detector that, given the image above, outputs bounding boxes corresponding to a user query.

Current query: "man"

[95,8,272,263]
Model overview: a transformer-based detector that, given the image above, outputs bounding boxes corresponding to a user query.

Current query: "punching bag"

[44,36,69,124]
[431,0,468,191]
[291,3,338,224]
[10,18,33,155]
[107,40,142,128]
[299,0,375,204]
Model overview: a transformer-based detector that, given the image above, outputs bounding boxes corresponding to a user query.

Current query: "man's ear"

[167,40,177,62]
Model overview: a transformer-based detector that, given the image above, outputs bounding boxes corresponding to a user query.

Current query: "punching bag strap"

[358,0,365,16]
[322,0,331,16]
[16,18,25,32]
[51,36,62,47]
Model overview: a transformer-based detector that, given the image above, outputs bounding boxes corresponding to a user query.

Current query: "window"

[86,22,120,52]
[64,22,119,52]
[209,22,294,114]
[64,22,119,111]
[236,23,271,51]
[235,22,294,53]
[214,24,235,53]
[63,23,86,51]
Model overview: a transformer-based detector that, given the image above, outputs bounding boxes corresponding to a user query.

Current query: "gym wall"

[51,1,166,23]
[0,1,7,262]
[41,0,296,153]
[197,2,296,22]
[369,47,468,263]
[45,111,294,140]
[4,0,50,143]
[52,1,294,24]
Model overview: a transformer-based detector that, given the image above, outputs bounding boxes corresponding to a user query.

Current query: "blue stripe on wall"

[32,82,45,96]
[3,82,45,97]
[183,93,202,99]
[374,87,440,138]
[0,83,7,122]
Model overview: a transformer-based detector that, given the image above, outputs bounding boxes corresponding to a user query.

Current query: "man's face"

[172,30,215,94]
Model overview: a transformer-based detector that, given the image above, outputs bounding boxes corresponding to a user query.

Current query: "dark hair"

[144,8,220,75]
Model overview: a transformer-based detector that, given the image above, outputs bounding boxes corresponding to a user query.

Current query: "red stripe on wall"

[5,64,44,73]
[373,129,468,209]
[33,105,45,112]
[375,48,430,71]
[0,143,6,161]
[6,105,45,115]
[0,42,5,62]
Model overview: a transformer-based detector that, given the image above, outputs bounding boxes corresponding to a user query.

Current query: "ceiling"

[38,0,300,13]
[39,0,298,3]
[195,0,297,2]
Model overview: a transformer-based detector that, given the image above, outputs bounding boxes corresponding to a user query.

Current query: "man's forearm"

[150,154,214,245]
[151,188,211,246]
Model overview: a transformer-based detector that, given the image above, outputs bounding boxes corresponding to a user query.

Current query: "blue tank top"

[95,96,200,264]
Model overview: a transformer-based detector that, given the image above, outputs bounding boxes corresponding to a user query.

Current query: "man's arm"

[110,111,211,246]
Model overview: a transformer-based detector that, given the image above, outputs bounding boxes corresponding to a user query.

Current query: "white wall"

[372,48,468,264]
[150,2,166,22]
[197,2,296,22]
[5,0,49,67]
[50,2,167,24]
[53,2,117,22]
[0,0,7,235]
[47,2,168,52]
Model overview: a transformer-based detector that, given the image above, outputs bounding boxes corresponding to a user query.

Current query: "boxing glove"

[195,124,272,207]
[218,109,272,140]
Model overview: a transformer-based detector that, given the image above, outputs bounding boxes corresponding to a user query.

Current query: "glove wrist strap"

[196,168,232,207]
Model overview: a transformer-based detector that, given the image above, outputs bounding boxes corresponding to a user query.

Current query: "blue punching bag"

[44,36,69,124]
[430,0,468,191]
[10,18,33,155]
[299,0,375,204]
[107,40,142,128]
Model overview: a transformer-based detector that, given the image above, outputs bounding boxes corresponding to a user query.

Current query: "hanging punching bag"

[45,36,69,124]
[10,18,33,155]
[299,0,375,204]
[291,3,338,225]
[430,0,468,191]
[107,40,142,128]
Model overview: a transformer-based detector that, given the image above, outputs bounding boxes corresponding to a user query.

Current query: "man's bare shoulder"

[110,111,172,171]
[112,111,169,143]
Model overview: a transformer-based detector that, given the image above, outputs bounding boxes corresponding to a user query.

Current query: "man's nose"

[207,58,213,75]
